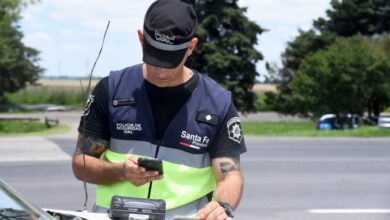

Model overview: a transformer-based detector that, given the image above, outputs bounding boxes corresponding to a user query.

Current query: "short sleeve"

[78,77,110,140]
[209,102,247,159]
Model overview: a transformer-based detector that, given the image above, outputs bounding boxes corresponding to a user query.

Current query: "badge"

[83,94,95,116]
[227,117,243,143]
[113,97,136,107]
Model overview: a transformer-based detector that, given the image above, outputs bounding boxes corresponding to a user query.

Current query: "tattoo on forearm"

[220,157,240,173]
[75,135,108,158]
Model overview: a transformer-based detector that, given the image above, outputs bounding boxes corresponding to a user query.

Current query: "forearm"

[212,156,244,209]
[72,133,125,185]
[197,157,244,219]
[214,172,243,209]
[72,153,124,185]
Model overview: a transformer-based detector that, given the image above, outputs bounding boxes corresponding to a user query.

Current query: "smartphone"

[138,157,164,175]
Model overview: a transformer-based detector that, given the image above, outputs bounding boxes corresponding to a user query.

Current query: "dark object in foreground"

[138,157,164,174]
[109,195,165,220]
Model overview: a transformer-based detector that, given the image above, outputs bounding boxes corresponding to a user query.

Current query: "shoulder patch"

[227,117,243,143]
[83,94,95,116]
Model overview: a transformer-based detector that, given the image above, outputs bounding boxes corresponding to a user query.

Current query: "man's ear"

[187,37,198,56]
[138,29,144,46]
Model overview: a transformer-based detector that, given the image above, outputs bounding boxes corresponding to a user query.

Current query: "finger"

[215,212,229,220]
[135,175,164,185]
[128,156,139,164]
[206,206,225,220]
[137,170,161,178]
[197,202,219,219]
[122,161,146,181]
[123,158,140,170]
[142,173,164,181]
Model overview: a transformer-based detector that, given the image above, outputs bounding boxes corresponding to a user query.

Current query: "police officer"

[72,0,246,219]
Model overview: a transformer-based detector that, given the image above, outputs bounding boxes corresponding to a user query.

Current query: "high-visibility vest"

[95,64,231,217]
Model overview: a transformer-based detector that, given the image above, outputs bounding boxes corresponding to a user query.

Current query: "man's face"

[143,55,188,88]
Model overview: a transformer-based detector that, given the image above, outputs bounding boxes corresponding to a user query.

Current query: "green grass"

[0,120,70,136]
[242,121,390,137]
[4,86,84,107]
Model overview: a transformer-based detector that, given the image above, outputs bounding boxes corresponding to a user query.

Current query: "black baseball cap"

[143,0,198,68]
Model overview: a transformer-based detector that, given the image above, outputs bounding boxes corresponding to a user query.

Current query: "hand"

[196,201,232,220]
[122,157,163,186]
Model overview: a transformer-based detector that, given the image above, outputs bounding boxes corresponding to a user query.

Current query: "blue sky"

[20,0,331,80]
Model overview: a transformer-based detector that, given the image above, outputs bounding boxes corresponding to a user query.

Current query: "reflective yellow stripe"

[96,151,149,208]
[151,162,215,210]
[96,150,216,210]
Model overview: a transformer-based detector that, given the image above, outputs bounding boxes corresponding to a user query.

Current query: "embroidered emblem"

[155,30,175,44]
[227,117,243,143]
[83,94,95,116]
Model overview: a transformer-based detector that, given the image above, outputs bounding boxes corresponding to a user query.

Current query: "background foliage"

[183,0,265,112]
[0,0,43,101]
[266,0,390,120]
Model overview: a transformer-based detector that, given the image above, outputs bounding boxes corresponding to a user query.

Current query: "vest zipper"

[147,140,162,199]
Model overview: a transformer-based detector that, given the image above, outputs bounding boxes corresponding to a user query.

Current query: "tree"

[182,0,265,112]
[267,0,390,118]
[314,0,390,36]
[0,0,43,101]
[281,0,390,74]
[278,37,390,119]
[264,30,336,113]
[279,30,335,84]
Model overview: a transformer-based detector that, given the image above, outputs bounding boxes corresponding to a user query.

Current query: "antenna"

[80,20,110,211]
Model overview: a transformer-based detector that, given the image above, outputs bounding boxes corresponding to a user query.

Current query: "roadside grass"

[242,121,390,137]
[0,120,70,136]
[4,86,85,107]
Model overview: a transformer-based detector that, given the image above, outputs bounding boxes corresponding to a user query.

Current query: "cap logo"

[155,30,175,45]
[144,30,192,51]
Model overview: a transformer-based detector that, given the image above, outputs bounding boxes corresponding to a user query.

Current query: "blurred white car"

[378,115,390,129]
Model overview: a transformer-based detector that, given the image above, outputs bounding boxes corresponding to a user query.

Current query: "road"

[238,137,390,220]
[1,111,390,220]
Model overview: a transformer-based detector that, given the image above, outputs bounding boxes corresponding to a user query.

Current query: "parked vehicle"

[317,114,337,130]
[378,114,390,129]
[317,113,360,130]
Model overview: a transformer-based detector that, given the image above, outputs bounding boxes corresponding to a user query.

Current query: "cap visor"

[142,40,187,69]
